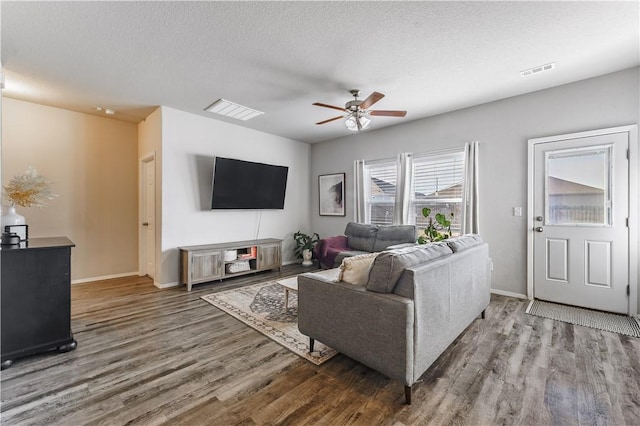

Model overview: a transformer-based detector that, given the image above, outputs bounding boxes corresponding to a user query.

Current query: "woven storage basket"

[224,250,238,261]
[226,260,250,274]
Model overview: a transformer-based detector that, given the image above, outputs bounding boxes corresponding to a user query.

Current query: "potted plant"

[417,208,454,244]
[293,231,320,266]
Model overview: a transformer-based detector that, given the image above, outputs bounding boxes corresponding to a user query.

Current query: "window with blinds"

[364,159,397,225]
[410,150,465,235]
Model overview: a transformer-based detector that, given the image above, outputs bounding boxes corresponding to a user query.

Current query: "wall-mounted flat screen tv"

[211,157,288,209]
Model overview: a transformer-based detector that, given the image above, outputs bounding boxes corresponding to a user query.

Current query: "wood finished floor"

[1,264,639,425]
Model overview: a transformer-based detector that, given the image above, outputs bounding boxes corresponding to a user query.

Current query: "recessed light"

[96,107,116,115]
[204,99,264,121]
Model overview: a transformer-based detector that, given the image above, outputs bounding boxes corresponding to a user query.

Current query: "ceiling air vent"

[204,99,264,121]
[520,62,556,78]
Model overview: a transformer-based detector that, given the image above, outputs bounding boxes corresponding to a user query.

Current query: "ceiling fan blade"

[359,91,385,110]
[313,102,346,112]
[369,110,407,117]
[316,115,344,125]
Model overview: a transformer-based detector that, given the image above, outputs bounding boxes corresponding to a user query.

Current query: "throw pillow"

[445,234,483,252]
[345,222,377,252]
[366,242,453,293]
[336,252,378,285]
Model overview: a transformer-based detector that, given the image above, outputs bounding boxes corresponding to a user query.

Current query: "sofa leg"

[405,385,412,405]
[481,309,486,319]
[309,338,315,353]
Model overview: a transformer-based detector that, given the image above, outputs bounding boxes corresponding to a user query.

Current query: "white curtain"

[354,159,366,222]
[395,153,412,225]
[462,141,480,234]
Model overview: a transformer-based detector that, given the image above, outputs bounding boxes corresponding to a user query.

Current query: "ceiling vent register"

[205,99,264,121]
[520,62,556,78]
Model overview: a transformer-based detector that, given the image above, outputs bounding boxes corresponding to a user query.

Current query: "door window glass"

[545,145,612,226]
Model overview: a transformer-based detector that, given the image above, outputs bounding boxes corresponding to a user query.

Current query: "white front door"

[531,130,629,314]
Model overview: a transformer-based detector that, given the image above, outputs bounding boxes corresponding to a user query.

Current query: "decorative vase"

[1,205,26,228]
[302,249,313,266]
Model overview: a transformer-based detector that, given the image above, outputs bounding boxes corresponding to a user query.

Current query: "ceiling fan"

[313,90,407,132]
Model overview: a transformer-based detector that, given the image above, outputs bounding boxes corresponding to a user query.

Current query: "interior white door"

[533,132,629,314]
[144,159,156,279]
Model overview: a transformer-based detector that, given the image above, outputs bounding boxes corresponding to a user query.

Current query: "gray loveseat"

[315,222,417,269]
[298,234,491,404]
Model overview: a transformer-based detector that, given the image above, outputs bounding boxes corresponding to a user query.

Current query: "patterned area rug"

[201,279,338,365]
[526,299,640,338]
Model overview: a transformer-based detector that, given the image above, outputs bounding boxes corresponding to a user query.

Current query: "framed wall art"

[318,173,345,216]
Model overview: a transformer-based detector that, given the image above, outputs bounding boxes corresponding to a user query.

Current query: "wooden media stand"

[179,238,282,291]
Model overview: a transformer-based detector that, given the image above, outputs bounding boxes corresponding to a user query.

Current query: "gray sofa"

[298,234,491,404]
[315,222,417,268]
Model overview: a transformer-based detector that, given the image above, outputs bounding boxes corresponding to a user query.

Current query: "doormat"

[526,299,640,338]
[201,280,338,365]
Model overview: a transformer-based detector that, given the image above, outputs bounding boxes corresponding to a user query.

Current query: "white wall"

[310,67,640,300]
[159,106,311,285]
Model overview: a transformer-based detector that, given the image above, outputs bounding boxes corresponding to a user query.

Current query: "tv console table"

[179,238,282,291]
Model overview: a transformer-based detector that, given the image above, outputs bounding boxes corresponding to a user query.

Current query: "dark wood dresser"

[1,237,77,369]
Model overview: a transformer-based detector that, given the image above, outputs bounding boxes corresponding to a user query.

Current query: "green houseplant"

[293,231,320,266]
[417,208,454,244]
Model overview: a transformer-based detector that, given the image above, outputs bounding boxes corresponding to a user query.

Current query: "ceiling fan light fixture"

[314,90,405,132]
[345,115,371,132]
[345,116,358,132]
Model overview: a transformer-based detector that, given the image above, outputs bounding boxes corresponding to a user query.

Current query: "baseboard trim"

[491,288,529,299]
[154,281,179,289]
[72,272,139,285]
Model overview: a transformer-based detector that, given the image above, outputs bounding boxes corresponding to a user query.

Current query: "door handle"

[142,222,149,226]
[535,227,544,232]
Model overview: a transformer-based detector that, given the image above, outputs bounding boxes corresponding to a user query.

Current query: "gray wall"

[310,67,639,298]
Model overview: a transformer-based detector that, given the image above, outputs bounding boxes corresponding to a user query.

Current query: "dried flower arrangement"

[2,166,58,208]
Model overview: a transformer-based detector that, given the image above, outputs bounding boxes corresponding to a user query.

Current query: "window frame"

[409,149,466,236]
[356,147,466,234]
[361,157,398,226]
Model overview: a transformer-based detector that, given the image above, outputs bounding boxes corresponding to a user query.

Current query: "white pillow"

[336,252,378,285]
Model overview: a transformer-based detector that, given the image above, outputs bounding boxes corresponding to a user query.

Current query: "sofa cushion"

[372,225,417,252]
[445,234,483,252]
[345,222,377,252]
[366,242,453,293]
[336,252,378,286]
[333,250,370,268]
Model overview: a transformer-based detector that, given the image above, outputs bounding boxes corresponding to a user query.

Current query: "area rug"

[201,279,337,365]
[526,299,640,338]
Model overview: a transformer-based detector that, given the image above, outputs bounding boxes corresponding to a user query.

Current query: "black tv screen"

[211,157,288,209]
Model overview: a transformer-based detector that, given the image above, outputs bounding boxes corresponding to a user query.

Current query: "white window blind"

[364,159,397,225]
[410,150,465,235]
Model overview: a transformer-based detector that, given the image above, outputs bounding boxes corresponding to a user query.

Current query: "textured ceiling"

[2,1,638,143]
